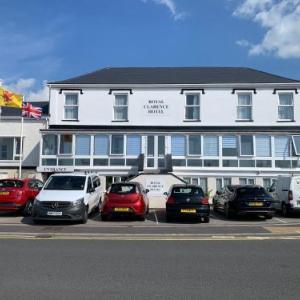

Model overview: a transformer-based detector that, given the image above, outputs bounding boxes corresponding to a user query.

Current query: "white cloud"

[234,0,300,58]
[3,79,48,102]
[141,0,187,20]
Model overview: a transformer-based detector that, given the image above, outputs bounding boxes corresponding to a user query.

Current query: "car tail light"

[201,197,209,205]
[288,190,293,201]
[166,196,175,204]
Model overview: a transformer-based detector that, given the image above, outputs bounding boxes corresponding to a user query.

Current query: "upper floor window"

[42,134,57,155]
[0,137,20,160]
[126,135,141,156]
[75,135,90,156]
[94,135,109,156]
[188,135,201,156]
[64,94,78,120]
[171,135,186,156]
[111,135,124,155]
[114,94,128,121]
[237,93,252,121]
[240,135,254,156]
[203,136,219,156]
[222,136,238,156]
[59,134,73,155]
[278,93,294,121]
[185,94,200,121]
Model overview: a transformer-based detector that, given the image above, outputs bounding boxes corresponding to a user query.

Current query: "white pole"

[18,95,24,179]
[18,116,24,179]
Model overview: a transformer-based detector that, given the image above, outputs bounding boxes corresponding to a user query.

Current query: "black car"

[165,184,210,223]
[213,185,275,219]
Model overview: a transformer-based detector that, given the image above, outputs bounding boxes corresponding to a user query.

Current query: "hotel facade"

[38,67,300,194]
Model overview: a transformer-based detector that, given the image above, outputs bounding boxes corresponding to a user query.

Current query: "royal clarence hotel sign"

[143,100,169,116]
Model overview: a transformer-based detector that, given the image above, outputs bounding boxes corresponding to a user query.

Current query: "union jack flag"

[22,102,42,119]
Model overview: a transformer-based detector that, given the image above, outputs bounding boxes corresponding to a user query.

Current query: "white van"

[270,175,300,217]
[32,173,101,223]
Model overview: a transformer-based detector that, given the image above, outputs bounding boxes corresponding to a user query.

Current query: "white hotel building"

[38,67,300,193]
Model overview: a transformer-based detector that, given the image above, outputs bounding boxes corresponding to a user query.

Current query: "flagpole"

[18,98,24,179]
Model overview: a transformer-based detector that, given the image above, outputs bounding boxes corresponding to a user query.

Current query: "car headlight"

[73,198,84,207]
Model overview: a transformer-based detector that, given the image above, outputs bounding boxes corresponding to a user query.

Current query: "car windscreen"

[172,187,204,197]
[44,176,86,190]
[0,180,24,188]
[110,184,136,194]
[236,187,268,197]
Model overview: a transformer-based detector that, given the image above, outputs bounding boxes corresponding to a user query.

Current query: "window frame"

[236,93,252,121]
[113,93,128,121]
[184,93,200,121]
[292,135,300,156]
[278,92,294,121]
[64,93,79,121]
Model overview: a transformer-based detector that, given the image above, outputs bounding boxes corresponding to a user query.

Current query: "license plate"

[248,202,263,207]
[47,211,62,216]
[180,209,196,213]
[114,208,129,212]
[0,192,9,195]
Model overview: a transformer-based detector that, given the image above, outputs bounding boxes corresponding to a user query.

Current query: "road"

[0,239,300,300]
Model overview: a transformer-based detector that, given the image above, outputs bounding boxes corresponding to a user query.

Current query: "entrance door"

[146,136,166,169]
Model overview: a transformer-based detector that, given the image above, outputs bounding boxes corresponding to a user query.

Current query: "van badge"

[51,202,59,209]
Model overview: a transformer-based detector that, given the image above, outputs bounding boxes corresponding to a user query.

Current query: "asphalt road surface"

[0,239,300,300]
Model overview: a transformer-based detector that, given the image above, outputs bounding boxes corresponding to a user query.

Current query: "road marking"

[274,217,287,224]
[153,210,159,225]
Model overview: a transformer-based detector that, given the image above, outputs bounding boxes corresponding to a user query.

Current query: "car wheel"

[138,215,146,221]
[165,214,172,223]
[225,204,233,219]
[202,216,210,223]
[101,214,109,221]
[81,206,88,224]
[282,203,290,217]
[22,199,34,217]
[146,205,149,214]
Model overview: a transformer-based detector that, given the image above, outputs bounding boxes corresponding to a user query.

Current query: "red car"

[0,178,43,215]
[100,182,149,221]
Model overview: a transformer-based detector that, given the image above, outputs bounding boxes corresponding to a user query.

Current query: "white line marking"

[153,210,159,225]
[274,217,287,224]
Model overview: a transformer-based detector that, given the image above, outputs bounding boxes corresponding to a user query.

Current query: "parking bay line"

[274,217,287,224]
[153,210,159,225]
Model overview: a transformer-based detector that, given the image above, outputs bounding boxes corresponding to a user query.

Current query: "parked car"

[32,173,101,223]
[269,176,300,217]
[100,182,149,221]
[213,185,275,219]
[165,184,210,223]
[0,178,43,216]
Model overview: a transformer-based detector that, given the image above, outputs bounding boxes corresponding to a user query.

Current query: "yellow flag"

[0,87,23,108]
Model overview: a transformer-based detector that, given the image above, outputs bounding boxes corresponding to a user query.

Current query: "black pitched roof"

[50,67,299,85]
[0,101,49,117]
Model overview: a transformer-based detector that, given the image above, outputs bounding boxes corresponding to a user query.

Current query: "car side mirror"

[145,189,149,194]
[268,187,275,193]
[216,191,221,195]
[163,192,168,196]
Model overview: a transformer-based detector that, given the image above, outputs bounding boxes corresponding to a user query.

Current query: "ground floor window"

[239,178,255,185]
[262,178,276,189]
[183,177,207,193]
[216,178,232,191]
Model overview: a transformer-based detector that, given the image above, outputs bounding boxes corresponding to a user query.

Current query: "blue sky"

[1,0,300,100]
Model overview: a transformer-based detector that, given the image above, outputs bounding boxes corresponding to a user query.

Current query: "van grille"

[41,201,71,209]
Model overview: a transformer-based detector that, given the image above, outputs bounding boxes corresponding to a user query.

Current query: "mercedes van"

[32,173,101,223]
[269,176,300,217]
